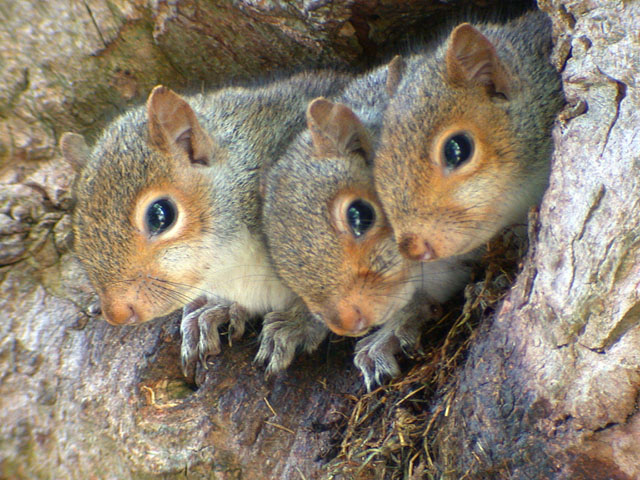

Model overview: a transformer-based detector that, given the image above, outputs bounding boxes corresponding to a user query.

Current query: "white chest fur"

[199,229,296,315]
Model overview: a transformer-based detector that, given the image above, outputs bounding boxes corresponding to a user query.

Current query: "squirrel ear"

[445,23,510,99]
[60,132,90,172]
[306,97,373,162]
[147,85,218,166]
[386,55,406,96]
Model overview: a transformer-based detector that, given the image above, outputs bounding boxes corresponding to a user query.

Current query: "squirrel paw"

[180,296,249,381]
[255,305,328,377]
[354,331,402,392]
[353,302,433,391]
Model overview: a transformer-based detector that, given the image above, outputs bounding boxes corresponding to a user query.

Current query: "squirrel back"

[263,59,471,337]
[61,71,351,326]
[374,10,564,261]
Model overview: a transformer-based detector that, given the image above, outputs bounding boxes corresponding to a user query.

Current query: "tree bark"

[431,1,640,478]
[2,1,638,479]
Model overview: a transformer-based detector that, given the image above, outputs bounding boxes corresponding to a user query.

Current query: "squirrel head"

[61,86,226,325]
[376,19,559,261]
[264,98,419,337]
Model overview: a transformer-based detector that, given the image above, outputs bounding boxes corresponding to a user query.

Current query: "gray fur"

[374,11,565,258]
[262,59,474,389]
[68,70,352,381]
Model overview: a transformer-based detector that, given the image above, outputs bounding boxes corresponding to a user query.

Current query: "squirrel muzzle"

[100,288,155,326]
[395,222,477,261]
[101,300,141,326]
[322,297,377,337]
[398,233,437,261]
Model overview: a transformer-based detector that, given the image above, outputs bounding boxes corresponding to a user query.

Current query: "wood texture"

[432,1,640,478]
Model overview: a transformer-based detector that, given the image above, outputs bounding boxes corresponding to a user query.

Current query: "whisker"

[151,283,196,305]
[147,285,171,306]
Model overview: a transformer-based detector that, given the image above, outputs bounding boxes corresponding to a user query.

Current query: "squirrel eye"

[443,133,474,170]
[145,198,177,236]
[346,200,375,238]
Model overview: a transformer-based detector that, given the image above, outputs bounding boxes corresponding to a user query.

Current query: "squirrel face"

[320,187,414,336]
[374,15,563,261]
[377,88,520,260]
[264,98,419,336]
[62,86,227,325]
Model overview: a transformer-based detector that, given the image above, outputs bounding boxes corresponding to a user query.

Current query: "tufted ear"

[60,132,90,172]
[147,85,219,166]
[385,54,406,96]
[306,97,373,162]
[445,23,511,99]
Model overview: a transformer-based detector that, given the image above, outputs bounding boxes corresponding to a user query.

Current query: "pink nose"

[398,233,436,261]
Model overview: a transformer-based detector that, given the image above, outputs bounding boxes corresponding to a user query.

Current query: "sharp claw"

[230,327,243,342]
[363,375,373,393]
[200,355,209,371]
[375,372,384,389]
[181,355,194,382]
[264,366,275,379]
[254,342,271,366]
[180,298,248,380]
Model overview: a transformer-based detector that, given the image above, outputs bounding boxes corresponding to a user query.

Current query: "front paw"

[255,305,328,377]
[353,301,434,391]
[354,332,402,392]
[180,296,249,381]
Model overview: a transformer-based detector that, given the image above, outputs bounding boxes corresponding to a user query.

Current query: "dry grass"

[326,228,528,479]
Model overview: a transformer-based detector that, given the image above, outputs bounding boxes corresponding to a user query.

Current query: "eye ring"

[345,199,376,238]
[145,197,178,236]
[441,132,474,171]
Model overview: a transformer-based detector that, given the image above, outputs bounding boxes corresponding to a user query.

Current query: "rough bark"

[2,0,638,479]
[432,1,640,478]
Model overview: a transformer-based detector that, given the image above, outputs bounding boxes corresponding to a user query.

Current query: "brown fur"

[61,70,352,377]
[375,11,564,260]
[261,60,474,388]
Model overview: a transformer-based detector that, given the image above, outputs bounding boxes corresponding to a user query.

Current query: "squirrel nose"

[101,300,141,325]
[398,233,436,261]
[330,304,371,337]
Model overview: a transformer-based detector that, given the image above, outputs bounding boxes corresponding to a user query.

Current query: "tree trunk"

[2,1,638,479]
[431,1,640,478]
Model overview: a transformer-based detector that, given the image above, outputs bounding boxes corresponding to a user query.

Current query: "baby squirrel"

[374,11,564,261]
[60,71,351,379]
[261,58,474,389]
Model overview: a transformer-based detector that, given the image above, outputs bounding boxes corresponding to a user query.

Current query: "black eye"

[443,133,474,170]
[145,198,177,236]
[346,200,375,237]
